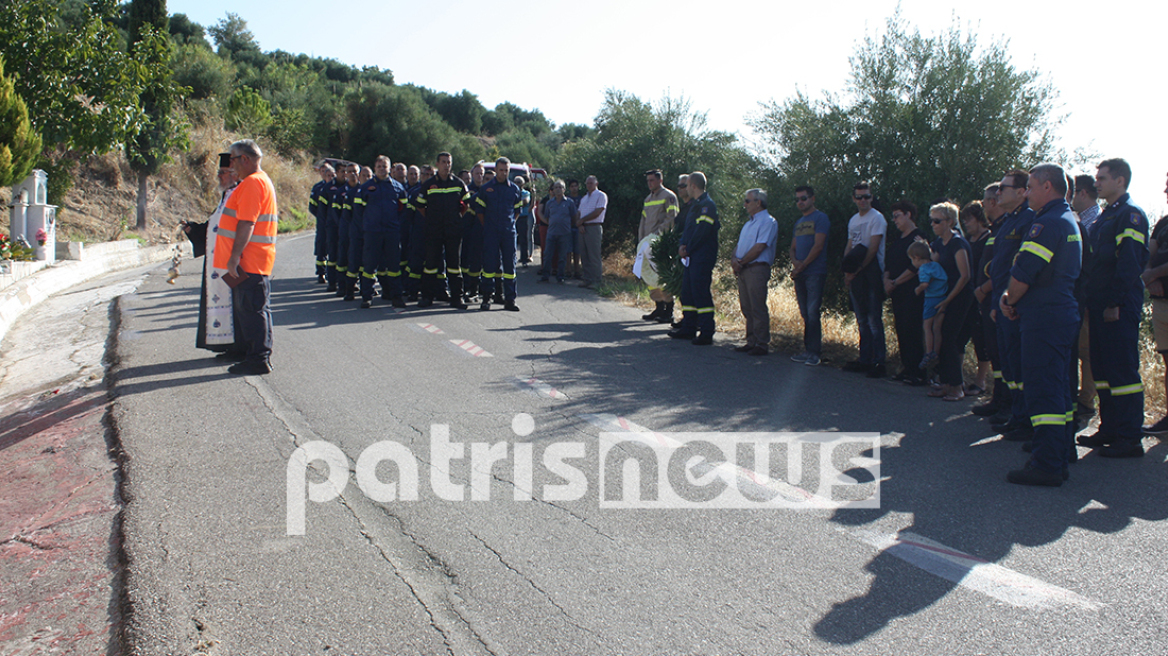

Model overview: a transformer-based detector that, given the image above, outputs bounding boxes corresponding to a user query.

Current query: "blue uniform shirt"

[681,192,720,262]
[989,201,1036,303]
[1011,198,1082,323]
[355,176,405,233]
[475,177,523,228]
[1082,192,1149,308]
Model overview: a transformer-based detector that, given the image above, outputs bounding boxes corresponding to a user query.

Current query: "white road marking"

[415,323,444,334]
[449,339,493,358]
[579,413,841,509]
[850,529,1103,610]
[513,377,567,399]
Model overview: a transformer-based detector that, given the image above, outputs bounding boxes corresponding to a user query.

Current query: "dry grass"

[597,250,1167,421]
[44,120,315,245]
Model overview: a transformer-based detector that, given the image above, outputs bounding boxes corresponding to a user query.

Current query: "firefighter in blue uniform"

[988,169,1037,440]
[323,167,347,293]
[353,156,408,309]
[1000,164,1082,487]
[347,166,373,301]
[1077,158,1149,457]
[335,163,358,299]
[415,152,470,309]
[476,158,523,312]
[391,163,411,293]
[403,165,425,302]
[310,162,333,283]
[668,171,720,345]
[462,166,485,303]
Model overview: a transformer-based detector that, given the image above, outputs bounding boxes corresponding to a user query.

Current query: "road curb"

[0,240,191,344]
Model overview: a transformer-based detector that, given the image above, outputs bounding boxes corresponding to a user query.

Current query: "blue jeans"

[849,265,886,365]
[542,233,572,280]
[794,273,826,355]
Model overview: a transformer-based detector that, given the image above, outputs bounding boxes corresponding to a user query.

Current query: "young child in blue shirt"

[910,241,948,370]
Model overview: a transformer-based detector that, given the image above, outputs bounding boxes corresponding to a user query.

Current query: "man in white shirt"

[731,189,779,355]
[843,181,888,378]
[576,175,607,288]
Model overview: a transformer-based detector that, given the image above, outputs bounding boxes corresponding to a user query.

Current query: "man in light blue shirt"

[730,188,779,355]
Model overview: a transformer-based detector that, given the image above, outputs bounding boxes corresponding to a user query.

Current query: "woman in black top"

[883,201,929,385]
[928,202,973,401]
[960,201,992,395]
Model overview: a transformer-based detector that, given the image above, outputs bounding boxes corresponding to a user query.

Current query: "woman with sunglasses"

[928,202,973,401]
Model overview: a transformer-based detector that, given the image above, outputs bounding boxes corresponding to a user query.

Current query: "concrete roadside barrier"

[0,240,192,343]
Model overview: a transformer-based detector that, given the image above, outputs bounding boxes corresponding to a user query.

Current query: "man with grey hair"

[216,139,278,375]
[998,163,1081,485]
[731,188,778,355]
[576,175,607,288]
[538,179,579,283]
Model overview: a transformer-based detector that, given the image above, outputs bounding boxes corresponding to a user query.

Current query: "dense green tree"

[173,43,233,99]
[226,87,273,134]
[750,11,1061,279]
[0,57,43,187]
[126,0,190,230]
[207,12,259,56]
[343,84,484,167]
[557,90,757,255]
[0,0,149,154]
[168,13,206,45]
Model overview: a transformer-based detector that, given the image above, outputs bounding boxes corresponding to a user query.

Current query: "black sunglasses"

[854,194,872,200]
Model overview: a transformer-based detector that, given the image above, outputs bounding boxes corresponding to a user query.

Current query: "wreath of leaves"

[650,227,683,298]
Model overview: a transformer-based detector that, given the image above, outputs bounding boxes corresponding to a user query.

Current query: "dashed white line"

[449,339,493,358]
[513,377,567,399]
[579,413,843,509]
[849,529,1103,610]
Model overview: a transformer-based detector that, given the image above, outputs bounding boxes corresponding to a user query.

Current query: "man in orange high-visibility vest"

[215,139,278,375]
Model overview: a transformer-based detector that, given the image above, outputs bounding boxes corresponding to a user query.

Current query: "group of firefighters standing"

[310,153,525,311]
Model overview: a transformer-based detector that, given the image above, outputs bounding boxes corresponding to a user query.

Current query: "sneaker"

[391,297,406,308]
[503,301,520,312]
[748,346,768,356]
[735,344,755,353]
[668,328,696,340]
[360,300,372,309]
[692,334,713,346]
[479,301,490,311]
[866,363,887,379]
[790,351,810,363]
[215,350,247,362]
[804,353,822,366]
[1143,416,1168,436]
[417,297,434,308]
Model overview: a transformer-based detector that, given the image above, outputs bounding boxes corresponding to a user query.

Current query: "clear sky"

[169,0,1167,214]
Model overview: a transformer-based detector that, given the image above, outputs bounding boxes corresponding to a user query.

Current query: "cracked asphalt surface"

[106,233,1168,655]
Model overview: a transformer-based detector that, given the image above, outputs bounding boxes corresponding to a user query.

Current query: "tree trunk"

[135,170,149,231]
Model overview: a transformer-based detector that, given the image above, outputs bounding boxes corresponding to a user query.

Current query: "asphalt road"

[111,233,1168,655]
